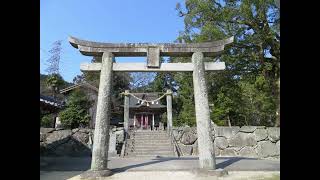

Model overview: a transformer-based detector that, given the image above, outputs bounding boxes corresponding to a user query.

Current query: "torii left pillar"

[81,52,114,178]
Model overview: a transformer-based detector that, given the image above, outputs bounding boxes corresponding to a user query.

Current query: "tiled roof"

[59,82,98,94]
[40,94,64,108]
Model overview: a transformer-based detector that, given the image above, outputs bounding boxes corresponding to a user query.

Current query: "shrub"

[59,106,90,128]
[59,89,91,129]
[41,114,54,128]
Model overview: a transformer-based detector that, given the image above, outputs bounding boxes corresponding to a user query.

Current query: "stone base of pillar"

[108,151,117,157]
[191,168,228,177]
[79,169,113,179]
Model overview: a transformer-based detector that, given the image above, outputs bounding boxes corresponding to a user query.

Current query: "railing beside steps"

[169,129,183,157]
[120,127,136,157]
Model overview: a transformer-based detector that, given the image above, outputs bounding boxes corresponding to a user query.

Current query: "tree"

[59,89,91,129]
[45,73,65,98]
[174,0,280,126]
[73,56,132,119]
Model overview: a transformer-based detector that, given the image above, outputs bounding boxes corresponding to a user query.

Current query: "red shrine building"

[127,93,167,130]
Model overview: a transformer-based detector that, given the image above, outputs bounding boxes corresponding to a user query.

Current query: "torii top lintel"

[69,36,233,67]
[69,36,233,57]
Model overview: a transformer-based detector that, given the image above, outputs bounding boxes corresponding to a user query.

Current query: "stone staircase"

[127,130,175,157]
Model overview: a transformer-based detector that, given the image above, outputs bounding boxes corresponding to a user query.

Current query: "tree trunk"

[227,115,232,127]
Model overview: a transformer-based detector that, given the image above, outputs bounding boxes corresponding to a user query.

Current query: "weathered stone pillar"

[192,52,216,170]
[55,116,62,128]
[90,52,114,172]
[108,132,117,157]
[166,89,173,133]
[145,115,148,129]
[140,115,143,130]
[133,114,136,128]
[152,113,155,130]
[123,90,130,133]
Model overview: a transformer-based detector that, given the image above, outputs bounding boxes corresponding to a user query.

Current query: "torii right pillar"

[192,52,216,170]
[166,89,173,134]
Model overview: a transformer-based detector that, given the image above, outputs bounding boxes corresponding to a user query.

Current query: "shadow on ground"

[40,156,280,180]
[40,156,257,172]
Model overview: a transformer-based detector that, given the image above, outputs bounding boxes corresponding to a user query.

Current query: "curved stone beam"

[68,36,233,57]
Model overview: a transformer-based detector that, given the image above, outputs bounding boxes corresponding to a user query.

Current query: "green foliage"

[238,80,276,126]
[59,90,91,129]
[46,74,65,89]
[41,114,54,128]
[76,56,131,116]
[172,0,280,126]
[161,112,167,124]
[41,73,72,97]
[172,72,196,127]
[45,73,65,98]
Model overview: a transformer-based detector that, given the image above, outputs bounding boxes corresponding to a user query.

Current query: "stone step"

[134,138,170,141]
[134,141,171,144]
[134,134,169,136]
[134,148,173,152]
[134,135,170,138]
[130,154,174,157]
[134,141,171,145]
[135,131,167,132]
[134,147,173,151]
[134,144,172,147]
[135,131,168,133]
[128,130,175,157]
[134,147,172,150]
[134,134,169,137]
[134,135,169,138]
[134,150,173,154]
[134,132,169,135]
[134,142,171,145]
[133,154,174,157]
[133,151,174,156]
[134,137,170,140]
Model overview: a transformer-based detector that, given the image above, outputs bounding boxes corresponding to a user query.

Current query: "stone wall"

[173,126,280,159]
[40,126,280,159]
[40,126,124,156]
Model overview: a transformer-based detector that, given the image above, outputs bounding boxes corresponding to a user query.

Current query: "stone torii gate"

[69,36,233,177]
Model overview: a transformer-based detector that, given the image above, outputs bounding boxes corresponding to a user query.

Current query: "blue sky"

[40,0,185,82]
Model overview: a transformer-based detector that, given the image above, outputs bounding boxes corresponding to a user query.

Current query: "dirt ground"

[68,171,280,180]
[41,156,279,180]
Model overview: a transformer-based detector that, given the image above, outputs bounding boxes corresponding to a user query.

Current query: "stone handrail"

[121,127,136,157]
[120,132,127,157]
[169,129,183,157]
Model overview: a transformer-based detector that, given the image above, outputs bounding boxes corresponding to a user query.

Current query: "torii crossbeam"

[69,36,233,178]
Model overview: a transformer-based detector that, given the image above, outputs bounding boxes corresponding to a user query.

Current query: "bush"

[41,114,54,128]
[59,106,90,129]
[59,89,91,129]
